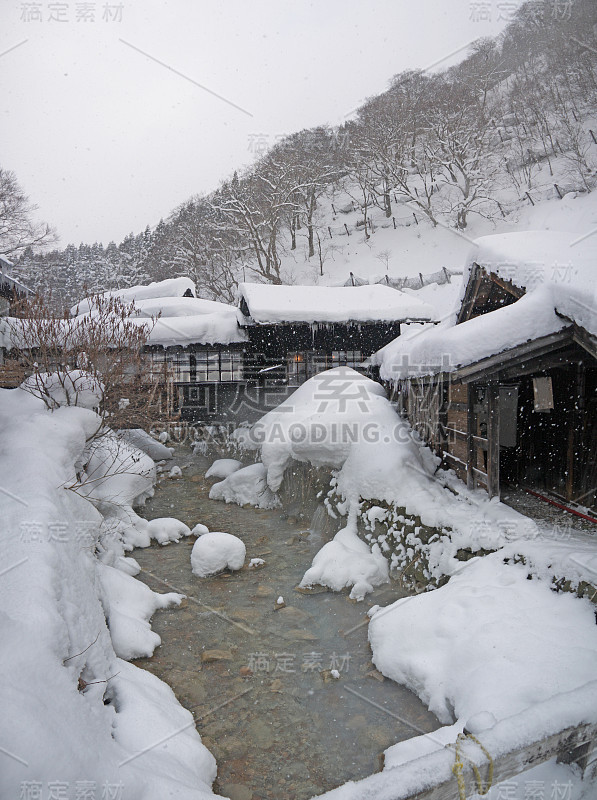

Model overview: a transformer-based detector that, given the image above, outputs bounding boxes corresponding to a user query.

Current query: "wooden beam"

[453,330,574,383]
[457,264,484,324]
[487,271,525,299]
[467,384,476,490]
[572,326,597,361]
[487,382,500,499]
[392,722,597,800]
[497,348,580,381]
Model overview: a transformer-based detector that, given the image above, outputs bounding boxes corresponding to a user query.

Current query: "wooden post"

[525,192,535,206]
[344,223,350,236]
[566,363,586,501]
[393,216,396,229]
[413,213,419,225]
[554,183,563,199]
[467,384,476,490]
[487,382,500,499]
[328,226,333,238]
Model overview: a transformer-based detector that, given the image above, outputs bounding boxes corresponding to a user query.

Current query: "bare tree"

[7,292,158,430]
[0,167,56,256]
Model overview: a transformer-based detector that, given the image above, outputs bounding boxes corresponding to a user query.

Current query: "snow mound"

[209,462,280,509]
[147,517,192,545]
[168,465,182,478]
[299,523,389,601]
[191,532,246,577]
[369,554,597,726]
[205,458,243,479]
[21,369,103,410]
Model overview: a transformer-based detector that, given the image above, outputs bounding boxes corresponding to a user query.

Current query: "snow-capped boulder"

[191,532,246,577]
[147,517,192,545]
[208,462,279,509]
[205,458,243,479]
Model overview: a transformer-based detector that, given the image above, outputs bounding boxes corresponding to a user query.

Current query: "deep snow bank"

[0,388,221,799]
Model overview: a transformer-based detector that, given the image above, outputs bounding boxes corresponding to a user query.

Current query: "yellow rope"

[451,732,494,800]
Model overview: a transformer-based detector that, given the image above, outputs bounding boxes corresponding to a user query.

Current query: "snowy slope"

[275,182,597,321]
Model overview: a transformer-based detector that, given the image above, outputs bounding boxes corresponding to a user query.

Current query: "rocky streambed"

[132,447,439,800]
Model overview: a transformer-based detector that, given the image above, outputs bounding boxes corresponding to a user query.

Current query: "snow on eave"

[141,313,247,348]
[378,284,580,383]
[237,282,436,325]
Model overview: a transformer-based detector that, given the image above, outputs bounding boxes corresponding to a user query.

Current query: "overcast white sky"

[2,0,512,246]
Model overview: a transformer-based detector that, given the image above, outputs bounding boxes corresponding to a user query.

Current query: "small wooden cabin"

[378,232,596,508]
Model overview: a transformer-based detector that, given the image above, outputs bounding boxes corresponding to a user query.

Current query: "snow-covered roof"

[130,296,237,319]
[0,254,32,297]
[70,277,197,316]
[139,313,246,348]
[374,231,596,381]
[238,283,435,325]
[67,278,246,348]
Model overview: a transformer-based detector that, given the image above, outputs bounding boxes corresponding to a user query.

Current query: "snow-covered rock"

[147,517,192,545]
[191,523,210,536]
[209,462,280,509]
[168,465,182,478]
[299,522,389,601]
[205,458,243,479]
[191,532,246,577]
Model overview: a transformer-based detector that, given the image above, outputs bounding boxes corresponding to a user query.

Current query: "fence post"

[344,223,350,237]
[525,192,535,206]
[589,130,597,145]
[554,184,563,199]
[393,217,396,229]
[328,226,333,238]
[331,204,336,215]
[413,213,419,225]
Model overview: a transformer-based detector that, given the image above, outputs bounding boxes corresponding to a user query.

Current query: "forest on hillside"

[9,0,597,309]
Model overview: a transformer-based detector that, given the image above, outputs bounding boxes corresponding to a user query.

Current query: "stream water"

[132,448,439,800]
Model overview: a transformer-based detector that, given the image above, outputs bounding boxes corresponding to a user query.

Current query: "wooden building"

[138,282,435,422]
[375,232,596,508]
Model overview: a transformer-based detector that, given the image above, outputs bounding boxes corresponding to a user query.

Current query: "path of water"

[132,448,439,800]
